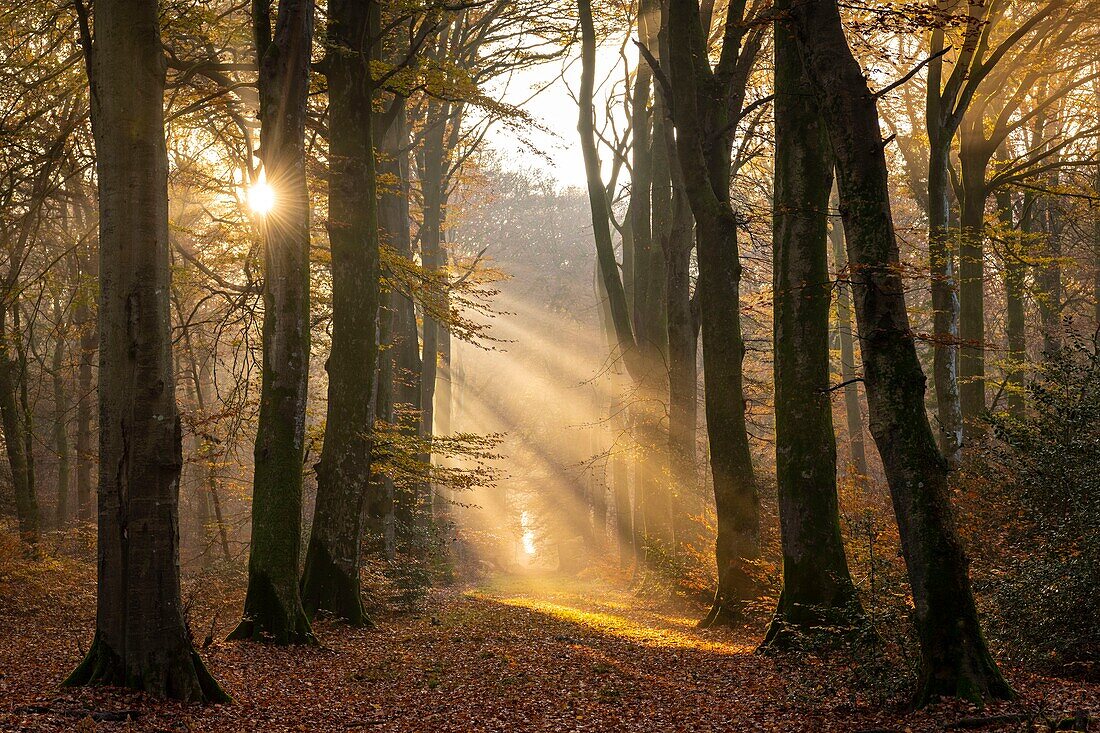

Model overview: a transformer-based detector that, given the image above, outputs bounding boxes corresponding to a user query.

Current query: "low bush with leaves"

[968,337,1100,678]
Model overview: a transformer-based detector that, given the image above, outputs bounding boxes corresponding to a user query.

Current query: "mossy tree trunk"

[300,0,381,628]
[762,7,863,649]
[230,0,316,645]
[785,0,1013,706]
[65,0,225,701]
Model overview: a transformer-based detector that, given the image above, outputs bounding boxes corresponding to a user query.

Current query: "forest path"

[1,557,1095,732]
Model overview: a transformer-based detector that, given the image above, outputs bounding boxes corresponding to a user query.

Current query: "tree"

[831,202,869,476]
[64,0,226,701]
[666,0,765,627]
[762,0,863,648]
[299,0,381,627]
[785,0,1013,705]
[923,0,1066,459]
[230,0,316,645]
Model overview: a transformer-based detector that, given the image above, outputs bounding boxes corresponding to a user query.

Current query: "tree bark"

[230,0,316,645]
[52,311,71,528]
[995,188,1026,421]
[0,312,37,548]
[376,99,418,559]
[667,0,762,627]
[64,0,225,700]
[831,205,868,476]
[785,0,1012,705]
[300,0,381,627]
[762,11,862,648]
[927,141,962,462]
[957,142,989,429]
[75,258,97,524]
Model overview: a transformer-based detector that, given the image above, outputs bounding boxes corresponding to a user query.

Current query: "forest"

[0,0,1098,730]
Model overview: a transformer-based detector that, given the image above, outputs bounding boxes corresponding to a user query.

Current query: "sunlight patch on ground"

[468,575,753,656]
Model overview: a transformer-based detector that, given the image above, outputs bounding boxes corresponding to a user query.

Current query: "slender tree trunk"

[663,183,697,542]
[52,313,71,528]
[1037,173,1062,356]
[231,0,316,645]
[300,0,381,627]
[762,12,862,647]
[830,204,868,476]
[375,100,416,559]
[577,0,634,357]
[176,300,232,563]
[65,0,225,699]
[75,268,96,524]
[996,189,1026,420]
[785,0,1012,705]
[419,101,449,529]
[926,141,962,463]
[0,322,37,549]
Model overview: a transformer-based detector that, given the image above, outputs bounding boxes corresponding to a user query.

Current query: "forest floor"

[1,547,1097,732]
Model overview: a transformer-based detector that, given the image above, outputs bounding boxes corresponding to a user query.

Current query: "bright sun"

[248,178,275,216]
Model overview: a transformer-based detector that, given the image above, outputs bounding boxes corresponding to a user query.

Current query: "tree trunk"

[926,141,962,463]
[65,0,225,700]
[957,143,990,430]
[785,0,1012,706]
[1036,173,1062,356]
[996,189,1026,421]
[230,0,316,645]
[762,12,862,648]
[0,328,37,549]
[300,0,380,627]
[830,203,868,476]
[375,99,417,559]
[52,314,71,528]
[75,267,96,524]
[418,99,450,531]
[667,0,761,627]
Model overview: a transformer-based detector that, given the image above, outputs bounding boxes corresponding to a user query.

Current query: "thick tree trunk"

[957,149,988,430]
[785,0,1012,705]
[830,208,868,476]
[300,0,380,627]
[667,0,761,627]
[762,13,862,648]
[65,0,224,700]
[694,210,760,627]
[231,0,316,645]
